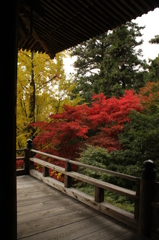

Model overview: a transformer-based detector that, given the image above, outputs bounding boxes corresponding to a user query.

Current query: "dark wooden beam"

[0,1,18,239]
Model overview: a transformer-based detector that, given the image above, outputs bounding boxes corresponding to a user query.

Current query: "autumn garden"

[17,21,159,211]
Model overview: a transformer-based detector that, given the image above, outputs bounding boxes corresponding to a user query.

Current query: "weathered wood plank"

[18,215,123,240]
[17,175,42,184]
[67,171,138,199]
[17,188,60,201]
[29,167,137,200]
[17,175,144,240]
[29,170,137,229]
[16,157,25,160]
[30,154,138,182]
[17,202,86,224]
[16,149,26,152]
[77,224,138,240]
[30,157,65,173]
[110,231,150,240]
[17,185,55,194]
[17,204,98,238]
[17,175,43,189]
[17,196,79,216]
[17,195,60,207]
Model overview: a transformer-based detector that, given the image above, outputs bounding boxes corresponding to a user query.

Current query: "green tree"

[147,56,159,82]
[71,32,108,104]
[149,35,159,44]
[103,21,147,97]
[71,21,147,103]
[147,35,159,82]
[76,81,159,188]
[113,81,159,181]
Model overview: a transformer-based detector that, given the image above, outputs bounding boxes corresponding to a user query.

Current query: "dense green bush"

[77,144,140,190]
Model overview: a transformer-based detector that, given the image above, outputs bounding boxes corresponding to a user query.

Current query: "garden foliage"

[32,90,141,159]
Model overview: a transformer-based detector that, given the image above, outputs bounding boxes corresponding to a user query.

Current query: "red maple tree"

[32,90,142,159]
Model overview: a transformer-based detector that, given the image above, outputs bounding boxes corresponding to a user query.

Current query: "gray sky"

[134,7,159,62]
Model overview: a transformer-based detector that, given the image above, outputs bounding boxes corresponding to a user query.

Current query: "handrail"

[16,147,159,236]
[30,157,138,200]
[31,149,139,182]
[28,153,140,229]
[16,148,26,152]
[16,156,25,160]
[29,149,141,228]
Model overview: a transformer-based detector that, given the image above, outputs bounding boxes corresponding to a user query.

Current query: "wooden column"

[134,178,140,220]
[0,1,18,239]
[152,183,159,231]
[139,160,156,237]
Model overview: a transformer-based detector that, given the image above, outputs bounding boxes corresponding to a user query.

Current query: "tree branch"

[36,74,58,91]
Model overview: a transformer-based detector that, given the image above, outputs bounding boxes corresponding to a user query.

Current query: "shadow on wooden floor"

[17,175,149,240]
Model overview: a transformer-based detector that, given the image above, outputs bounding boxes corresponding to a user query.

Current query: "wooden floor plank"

[76,224,148,240]
[76,224,131,240]
[17,189,63,201]
[19,215,116,240]
[17,207,98,238]
[17,195,60,207]
[112,231,150,240]
[17,175,149,240]
[17,197,79,215]
[17,202,86,224]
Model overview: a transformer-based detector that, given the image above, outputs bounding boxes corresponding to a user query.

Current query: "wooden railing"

[16,147,159,239]
[16,139,33,175]
[16,149,27,176]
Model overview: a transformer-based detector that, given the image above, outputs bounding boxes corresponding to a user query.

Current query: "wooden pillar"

[134,178,140,220]
[139,160,156,237]
[0,1,18,239]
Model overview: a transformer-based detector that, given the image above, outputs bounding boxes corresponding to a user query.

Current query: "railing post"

[43,167,49,177]
[24,148,30,175]
[64,162,72,188]
[139,160,156,237]
[24,139,33,174]
[95,186,104,203]
[134,178,140,220]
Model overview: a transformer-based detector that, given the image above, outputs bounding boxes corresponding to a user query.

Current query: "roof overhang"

[18,0,159,58]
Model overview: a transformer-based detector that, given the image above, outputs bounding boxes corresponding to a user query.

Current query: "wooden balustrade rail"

[16,148,159,238]
[31,149,138,182]
[16,149,26,176]
[29,157,138,200]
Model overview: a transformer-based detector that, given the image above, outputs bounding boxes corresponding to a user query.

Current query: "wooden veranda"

[1,1,159,239]
[17,175,148,240]
[16,147,159,239]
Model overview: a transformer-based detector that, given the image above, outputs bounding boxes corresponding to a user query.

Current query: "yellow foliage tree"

[17,50,83,149]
